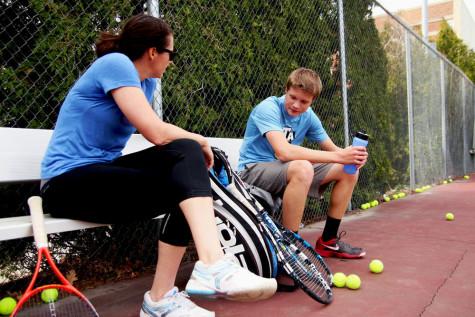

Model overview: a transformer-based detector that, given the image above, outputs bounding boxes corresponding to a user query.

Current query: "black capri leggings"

[41,138,212,247]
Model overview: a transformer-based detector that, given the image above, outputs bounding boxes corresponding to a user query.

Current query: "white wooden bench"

[0,127,243,241]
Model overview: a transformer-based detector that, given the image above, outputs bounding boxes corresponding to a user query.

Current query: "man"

[238,68,368,259]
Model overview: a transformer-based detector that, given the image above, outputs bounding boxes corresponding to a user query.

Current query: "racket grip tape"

[27,196,48,247]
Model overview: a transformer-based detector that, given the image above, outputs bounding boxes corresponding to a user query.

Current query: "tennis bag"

[210,147,333,304]
[210,153,278,278]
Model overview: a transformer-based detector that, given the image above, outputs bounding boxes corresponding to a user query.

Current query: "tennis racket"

[11,196,99,317]
[211,147,333,304]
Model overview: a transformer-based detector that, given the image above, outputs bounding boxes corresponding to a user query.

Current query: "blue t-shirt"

[41,53,156,179]
[237,95,329,171]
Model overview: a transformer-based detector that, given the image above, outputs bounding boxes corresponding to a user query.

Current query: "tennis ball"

[415,188,422,193]
[448,179,453,183]
[398,193,405,198]
[346,274,361,290]
[464,175,470,180]
[445,212,454,221]
[442,180,448,184]
[41,288,59,303]
[384,196,390,202]
[0,297,17,315]
[370,200,377,207]
[360,203,368,210]
[369,259,384,273]
[392,194,399,200]
[332,272,347,288]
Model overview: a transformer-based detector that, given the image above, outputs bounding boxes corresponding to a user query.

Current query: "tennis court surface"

[87,175,475,317]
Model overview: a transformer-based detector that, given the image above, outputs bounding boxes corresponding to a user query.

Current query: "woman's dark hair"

[95,14,173,60]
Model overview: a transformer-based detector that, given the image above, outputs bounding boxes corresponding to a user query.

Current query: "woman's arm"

[111,86,213,168]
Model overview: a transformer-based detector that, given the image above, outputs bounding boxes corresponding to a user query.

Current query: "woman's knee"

[166,139,205,163]
[166,138,201,153]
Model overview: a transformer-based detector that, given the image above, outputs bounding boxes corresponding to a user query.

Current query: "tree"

[436,20,475,82]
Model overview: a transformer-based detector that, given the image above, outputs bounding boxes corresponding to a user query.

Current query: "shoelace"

[170,291,196,309]
[335,231,360,251]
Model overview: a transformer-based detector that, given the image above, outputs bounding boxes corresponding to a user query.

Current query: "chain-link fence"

[1,0,474,296]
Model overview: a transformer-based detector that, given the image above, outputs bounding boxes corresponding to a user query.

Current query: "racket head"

[14,197,100,316]
[259,213,333,304]
[13,284,99,317]
[279,226,333,286]
[277,238,333,304]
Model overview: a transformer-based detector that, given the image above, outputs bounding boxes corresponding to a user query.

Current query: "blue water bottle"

[343,131,369,174]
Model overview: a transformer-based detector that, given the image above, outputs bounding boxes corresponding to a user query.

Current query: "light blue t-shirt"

[41,53,156,179]
[237,95,329,171]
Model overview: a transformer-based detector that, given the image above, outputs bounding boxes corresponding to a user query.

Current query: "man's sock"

[321,216,341,242]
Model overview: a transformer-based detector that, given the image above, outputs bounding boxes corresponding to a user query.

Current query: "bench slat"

[0,128,243,183]
[0,127,243,240]
[0,214,109,241]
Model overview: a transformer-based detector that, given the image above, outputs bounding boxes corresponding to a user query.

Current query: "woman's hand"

[197,136,214,170]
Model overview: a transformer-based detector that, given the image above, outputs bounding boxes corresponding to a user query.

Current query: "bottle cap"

[355,131,369,140]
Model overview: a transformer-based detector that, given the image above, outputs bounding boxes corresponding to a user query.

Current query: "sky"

[374,0,475,16]
[375,0,437,13]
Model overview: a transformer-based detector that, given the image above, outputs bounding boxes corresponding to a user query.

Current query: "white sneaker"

[140,287,214,317]
[185,254,277,301]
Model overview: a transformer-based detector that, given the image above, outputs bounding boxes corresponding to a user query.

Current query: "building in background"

[374,0,475,49]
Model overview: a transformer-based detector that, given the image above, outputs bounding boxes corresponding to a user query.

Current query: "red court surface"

[87,175,475,317]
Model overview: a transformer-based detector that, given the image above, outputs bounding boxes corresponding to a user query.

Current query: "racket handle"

[27,196,48,248]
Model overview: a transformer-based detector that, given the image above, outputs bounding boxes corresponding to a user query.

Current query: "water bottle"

[343,131,369,174]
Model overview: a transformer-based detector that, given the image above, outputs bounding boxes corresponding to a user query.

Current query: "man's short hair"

[285,68,322,99]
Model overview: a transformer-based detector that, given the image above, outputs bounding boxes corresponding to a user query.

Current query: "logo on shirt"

[283,126,295,143]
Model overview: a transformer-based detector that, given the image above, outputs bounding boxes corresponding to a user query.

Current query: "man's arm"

[266,131,367,165]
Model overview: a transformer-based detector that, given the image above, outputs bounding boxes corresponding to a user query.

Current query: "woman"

[40,14,276,317]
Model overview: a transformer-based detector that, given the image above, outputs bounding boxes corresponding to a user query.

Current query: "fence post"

[148,0,163,119]
[405,30,415,190]
[337,0,351,209]
[462,80,467,175]
[440,60,447,179]
[337,0,350,149]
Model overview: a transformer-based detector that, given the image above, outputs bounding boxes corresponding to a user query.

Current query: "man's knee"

[287,160,314,186]
[339,166,359,186]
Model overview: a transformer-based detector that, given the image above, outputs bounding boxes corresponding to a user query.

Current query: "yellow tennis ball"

[445,212,454,221]
[369,259,384,273]
[392,194,399,200]
[383,196,390,202]
[0,297,17,315]
[41,288,59,303]
[360,203,368,210]
[346,274,361,290]
[332,272,347,288]
[464,175,470,180]
[415,188,422,193]
[398,193,405,198]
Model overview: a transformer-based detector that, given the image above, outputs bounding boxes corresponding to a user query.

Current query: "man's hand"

[337,146,368,167]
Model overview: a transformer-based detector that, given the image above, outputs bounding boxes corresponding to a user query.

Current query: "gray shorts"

[239,161,333,199]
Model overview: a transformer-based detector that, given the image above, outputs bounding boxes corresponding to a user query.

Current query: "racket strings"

[16,289,98,317]
[279,241,332,303]
[283,232,333,285]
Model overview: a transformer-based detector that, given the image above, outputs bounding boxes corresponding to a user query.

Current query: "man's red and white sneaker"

[315,232,366,259]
